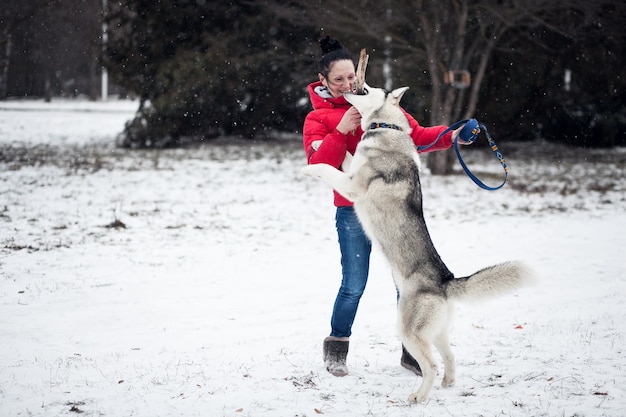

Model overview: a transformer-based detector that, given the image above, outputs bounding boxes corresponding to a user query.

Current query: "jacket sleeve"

[402,109,453,153]
[303,113,348,168]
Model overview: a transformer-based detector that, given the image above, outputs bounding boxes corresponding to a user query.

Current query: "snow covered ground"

[1,99,625,417]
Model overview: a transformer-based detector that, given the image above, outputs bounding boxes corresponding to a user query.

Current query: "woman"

[303,36,466,377]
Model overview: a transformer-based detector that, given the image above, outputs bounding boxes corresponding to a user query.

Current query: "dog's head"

[344,83,410,132]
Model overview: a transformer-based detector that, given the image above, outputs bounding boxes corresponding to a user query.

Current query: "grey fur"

[302,83,534,403]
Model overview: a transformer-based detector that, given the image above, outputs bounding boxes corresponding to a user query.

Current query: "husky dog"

[302,84,532,403]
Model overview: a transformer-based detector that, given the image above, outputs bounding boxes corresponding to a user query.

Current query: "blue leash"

[417,119,508,191]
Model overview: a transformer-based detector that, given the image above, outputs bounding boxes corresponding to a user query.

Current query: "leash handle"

[417,118,508,191]
[453,122,508,191]
[457,118,480,143]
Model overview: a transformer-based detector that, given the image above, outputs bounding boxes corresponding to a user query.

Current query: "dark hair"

[318,35,355,77]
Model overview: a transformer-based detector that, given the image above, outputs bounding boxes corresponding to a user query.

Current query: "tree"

[263,0,624,172]
[105,0,317,148]
[0,0,102,100]
[0,0,48,99]
[479,1,626,148]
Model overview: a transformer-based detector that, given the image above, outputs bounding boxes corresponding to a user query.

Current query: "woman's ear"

[318,73,326,84]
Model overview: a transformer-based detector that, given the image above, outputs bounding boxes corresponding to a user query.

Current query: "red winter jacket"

[303,81,453,207]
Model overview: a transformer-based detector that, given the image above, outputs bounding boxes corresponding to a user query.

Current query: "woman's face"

[319,59,356,98]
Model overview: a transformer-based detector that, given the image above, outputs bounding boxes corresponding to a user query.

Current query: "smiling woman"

[302,35,463,379]
[319,61,356,98]
[316,36,357,98]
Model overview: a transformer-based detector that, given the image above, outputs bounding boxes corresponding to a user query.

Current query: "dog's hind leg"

[403,338,437,403]
[399,296,447,403]
[434,330,456,388]
[301,163,359,202]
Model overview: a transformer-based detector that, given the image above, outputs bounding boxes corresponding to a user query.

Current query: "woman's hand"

[452,124,472,145]
[336,107,362,135]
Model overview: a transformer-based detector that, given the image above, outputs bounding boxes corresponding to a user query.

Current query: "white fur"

[302,83,533,404]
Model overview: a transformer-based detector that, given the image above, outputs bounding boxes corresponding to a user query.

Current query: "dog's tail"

[445,261,534,301]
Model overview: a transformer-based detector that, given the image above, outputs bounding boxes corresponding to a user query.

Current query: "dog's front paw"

[301,164,328,178]
[301,165,317,177]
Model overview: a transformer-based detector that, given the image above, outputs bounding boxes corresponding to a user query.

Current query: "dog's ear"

[389,86,409,105]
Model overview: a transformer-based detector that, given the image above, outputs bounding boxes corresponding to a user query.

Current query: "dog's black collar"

[370,122,402,131]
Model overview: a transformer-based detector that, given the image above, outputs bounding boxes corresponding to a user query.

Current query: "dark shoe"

[400,345,422,376]
[323,336,349,377]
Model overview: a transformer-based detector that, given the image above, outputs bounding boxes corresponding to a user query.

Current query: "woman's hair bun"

[317,35,353,76]
[320,35,343,55]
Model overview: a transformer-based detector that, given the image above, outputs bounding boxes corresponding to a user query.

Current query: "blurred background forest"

[1,0,624,156]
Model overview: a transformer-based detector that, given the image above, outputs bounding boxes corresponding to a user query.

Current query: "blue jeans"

[330,207,372,338]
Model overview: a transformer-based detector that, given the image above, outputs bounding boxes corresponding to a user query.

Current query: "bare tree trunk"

[422,0,470,175]
[0,29,11,99]
[44,70,52,102]
[419,10,443,124]
[89,42,99,100]
[464,29,496,119]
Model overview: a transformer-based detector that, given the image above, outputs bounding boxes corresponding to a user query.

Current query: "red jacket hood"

[307,81,352,111]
